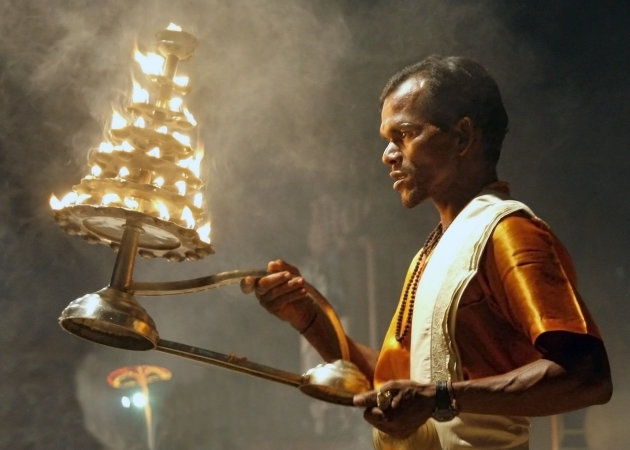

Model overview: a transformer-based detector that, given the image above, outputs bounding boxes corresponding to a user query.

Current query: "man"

[242,55,612,449]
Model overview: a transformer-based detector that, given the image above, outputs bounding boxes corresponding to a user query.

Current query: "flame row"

[50,192,211,244]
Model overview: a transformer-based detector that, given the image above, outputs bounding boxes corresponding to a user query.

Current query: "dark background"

[1,0,628,448]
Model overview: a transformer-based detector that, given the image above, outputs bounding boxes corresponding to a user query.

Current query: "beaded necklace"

[395,223,444,343]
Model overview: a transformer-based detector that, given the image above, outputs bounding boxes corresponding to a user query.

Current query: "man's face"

[380,78,460,208]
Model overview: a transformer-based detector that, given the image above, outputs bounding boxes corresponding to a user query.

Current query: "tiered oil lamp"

[51,23,211,263]
[51,24,369,405]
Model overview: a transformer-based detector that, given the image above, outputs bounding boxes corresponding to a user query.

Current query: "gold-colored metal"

[53,24,368,407]
[59,287,158,351]
[156,340,369,405]
[59,266,367,403]
[132,272,350,361]
[300,360,372,405]
[50,24,212,262]
[59,220,160,350]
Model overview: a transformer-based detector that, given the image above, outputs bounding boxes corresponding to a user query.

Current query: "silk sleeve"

[484,214,601,346]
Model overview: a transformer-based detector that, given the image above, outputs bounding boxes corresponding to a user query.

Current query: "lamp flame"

[181,206,195,228]
[111,111,127,130]
[193,192,203,208]
[177,153,202,177]
[134,117,146,128]
[132,81,150,104]
[102,193,121,205]
[134,50,165,76]
[172,132,190,147]
[124,197,139,210]
[169,97,183,112]
[197,223,211,243]
[174,76,189,87]
[183,108,197,126]
[175,181,186,195]
[154,201,170,220]
[99,142,114,153]
[50,194,63,210]
[91,165,103,177]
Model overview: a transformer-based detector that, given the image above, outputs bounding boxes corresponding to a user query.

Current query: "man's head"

[380,55,508,163]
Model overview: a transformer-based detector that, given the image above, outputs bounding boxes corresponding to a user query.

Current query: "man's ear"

[453,117,477,155]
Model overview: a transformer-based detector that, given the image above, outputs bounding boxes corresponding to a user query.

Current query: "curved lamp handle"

[131,269,350,361]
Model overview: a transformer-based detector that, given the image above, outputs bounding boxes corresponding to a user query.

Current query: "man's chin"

[400,191,424,209]
[401,197,421,209]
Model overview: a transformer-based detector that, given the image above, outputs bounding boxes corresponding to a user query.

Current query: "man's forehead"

[394,77,427,98]
[381,76,428,128]
[387,77,427,105]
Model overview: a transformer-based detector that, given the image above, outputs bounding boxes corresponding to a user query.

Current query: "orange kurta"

[374,212,601,387]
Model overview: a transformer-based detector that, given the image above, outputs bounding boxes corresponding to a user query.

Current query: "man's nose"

[382,142,401,166]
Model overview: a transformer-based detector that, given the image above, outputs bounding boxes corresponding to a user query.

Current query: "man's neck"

[433,170,498,229]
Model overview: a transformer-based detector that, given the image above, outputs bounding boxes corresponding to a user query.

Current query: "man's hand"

[353,380,436,439]
[240,259,316,332]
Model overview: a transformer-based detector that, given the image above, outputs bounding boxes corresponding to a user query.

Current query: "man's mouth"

[390,171,406,190]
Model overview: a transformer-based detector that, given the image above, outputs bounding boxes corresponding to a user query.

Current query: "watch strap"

[432,380,458,422]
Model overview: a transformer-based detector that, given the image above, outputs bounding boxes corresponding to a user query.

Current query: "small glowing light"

[167,23,182,32]
[177,152,203,177]
[99,142,114,153]
[172,131,190,147]
[183,108,197,126]
[132,81,150,103]
[91,165,103,177]
[175,180,186,195]
[50,194,63,210]
[154,201,170,220]
[181,206,195,228]
[134,50,165,76]
[193,192,203,208]
[134,116,146,128]
[76,194,91,204]
[147,147,160,158]
[121,396,131,408]
[132,392,147,408]
[154,176,165,187]
[102,193,121,205]
[197,222,211,243]
[111,111,127,130]
[174,75,189,87]
[156,126,168,134]
[124,196,139,210]
[61,192,78,206]
[120,141,134,152]
[169,97,183,111]
[118,167,130,178]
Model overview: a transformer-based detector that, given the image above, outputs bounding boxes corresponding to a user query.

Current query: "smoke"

[1,0,629,448]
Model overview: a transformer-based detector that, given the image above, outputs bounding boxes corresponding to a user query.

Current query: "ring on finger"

[376,390,392,410]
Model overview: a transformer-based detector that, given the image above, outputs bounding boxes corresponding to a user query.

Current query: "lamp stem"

[110,220,143,291]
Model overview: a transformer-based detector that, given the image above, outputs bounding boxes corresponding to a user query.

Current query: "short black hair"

[380,55,508,163]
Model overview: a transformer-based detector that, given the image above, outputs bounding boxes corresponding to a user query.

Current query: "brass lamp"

[51,24,369,406]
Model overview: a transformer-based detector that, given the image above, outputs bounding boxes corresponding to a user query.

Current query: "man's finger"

[240,276,257,294]
[354,390,378,408]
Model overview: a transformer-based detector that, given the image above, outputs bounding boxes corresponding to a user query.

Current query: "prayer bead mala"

[395,223,444,342]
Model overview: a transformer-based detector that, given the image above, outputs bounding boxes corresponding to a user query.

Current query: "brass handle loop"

[131,269,351,362]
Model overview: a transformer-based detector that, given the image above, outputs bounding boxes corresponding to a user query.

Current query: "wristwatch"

[432,380,458,422]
